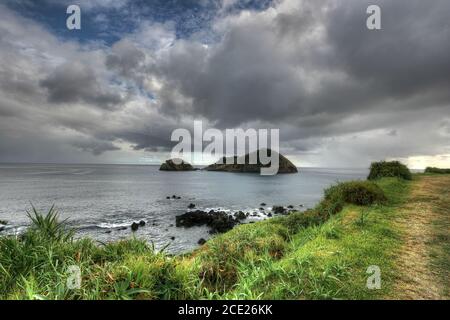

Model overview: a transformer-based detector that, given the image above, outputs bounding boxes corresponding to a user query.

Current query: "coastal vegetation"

[0,169,448,300]
[424,167,450,174]
[368,161,412,180]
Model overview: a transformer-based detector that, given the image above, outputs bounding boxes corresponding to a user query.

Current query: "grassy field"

[0,174,448,300]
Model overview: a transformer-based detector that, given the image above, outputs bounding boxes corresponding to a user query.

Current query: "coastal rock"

[188,203,196,209]
[272,206,288,215]
[131,222,140,232]
[0,221,6,232]
[176,210,238,234]
[204,149,298,174]
[139,220,146,227]
[198,238,207,245]
[160,159,196,171]
[234,211,247,221]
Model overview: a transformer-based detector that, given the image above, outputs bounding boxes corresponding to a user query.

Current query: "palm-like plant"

[26,205,73,242]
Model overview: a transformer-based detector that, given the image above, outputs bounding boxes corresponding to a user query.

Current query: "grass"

[1,175,445,300]
[422,175,450,297]
[216,178,408,300]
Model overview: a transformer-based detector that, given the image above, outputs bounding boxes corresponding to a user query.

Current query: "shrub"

[325,181,387,206]
[424,167,450,174]
[368,161,412,180]
[281,209,325,233]
[26,205,74,242]
[317,193,345,218]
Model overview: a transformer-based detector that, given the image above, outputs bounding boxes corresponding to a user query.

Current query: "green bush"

[424,167,450,174]
[368,161,412,180]
[281,209,325,233]
[325,181,387,206]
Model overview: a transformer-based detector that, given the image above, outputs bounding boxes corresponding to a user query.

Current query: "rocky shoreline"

[0,193,306,250]
[175,204,300,236]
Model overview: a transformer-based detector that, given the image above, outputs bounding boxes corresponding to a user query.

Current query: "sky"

[0,0,449,168]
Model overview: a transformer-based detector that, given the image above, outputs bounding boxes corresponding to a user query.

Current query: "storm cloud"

[0,0,449,167]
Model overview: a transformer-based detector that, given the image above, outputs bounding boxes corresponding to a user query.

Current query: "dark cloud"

[0,0,449,167]
[70,138,121,156]
[150,0,450,130]
[326,0,450,101]
[40,62,123,109]
[106,39,146,80]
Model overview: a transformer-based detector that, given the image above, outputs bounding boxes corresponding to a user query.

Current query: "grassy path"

[390,175,450,299]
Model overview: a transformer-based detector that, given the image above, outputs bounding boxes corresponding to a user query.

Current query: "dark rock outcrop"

[0,220,6,232]
[188,203,196,209]
[272,206,287,214]
[198,238,207,245]
[204,149,298,174]
[131,220,146,232]
[160,159,196,171]
[176,210,239,234]
[234,211,247,221]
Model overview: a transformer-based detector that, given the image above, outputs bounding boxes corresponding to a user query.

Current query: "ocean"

[0,164,368,253]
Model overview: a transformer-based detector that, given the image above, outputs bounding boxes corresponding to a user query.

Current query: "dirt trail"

[391,175,450,300]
